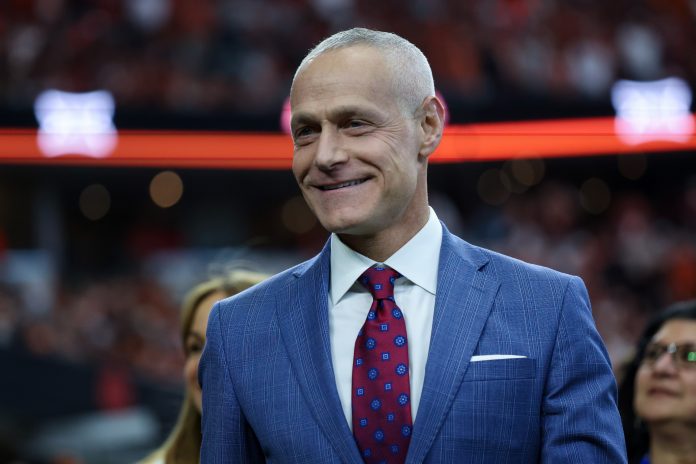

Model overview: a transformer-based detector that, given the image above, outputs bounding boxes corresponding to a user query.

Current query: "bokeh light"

[580,177,611,214]
[477,169,510,206]
[149,171,183,208]
[79,184,111,221]
[509,158,546,187]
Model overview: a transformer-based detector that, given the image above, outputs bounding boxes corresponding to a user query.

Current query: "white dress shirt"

[329,208,442,429]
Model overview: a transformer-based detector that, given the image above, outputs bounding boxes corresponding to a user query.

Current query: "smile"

[648,387,679,396]
[318,178,368,191]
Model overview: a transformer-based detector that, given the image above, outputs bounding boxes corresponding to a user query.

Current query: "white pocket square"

[470,354,527,362]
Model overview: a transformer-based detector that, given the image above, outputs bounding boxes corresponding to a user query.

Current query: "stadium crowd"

[1,0,695,122]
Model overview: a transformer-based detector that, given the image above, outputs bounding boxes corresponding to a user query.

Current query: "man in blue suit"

[200,28,626,463]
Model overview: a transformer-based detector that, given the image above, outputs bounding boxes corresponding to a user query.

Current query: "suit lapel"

[406,227,500,464]
[277,242,364,464]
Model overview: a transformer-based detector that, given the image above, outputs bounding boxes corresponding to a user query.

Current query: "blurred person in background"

[618,300,696,464]
[139,270,268,464]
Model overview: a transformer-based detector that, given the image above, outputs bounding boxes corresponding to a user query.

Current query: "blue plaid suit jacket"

[199,225,627,463]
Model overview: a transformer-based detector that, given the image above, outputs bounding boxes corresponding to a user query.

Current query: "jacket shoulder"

[213,254,319,318]
[444,230,577,289]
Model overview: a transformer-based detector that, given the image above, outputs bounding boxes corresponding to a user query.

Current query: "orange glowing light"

[0,115,694,169]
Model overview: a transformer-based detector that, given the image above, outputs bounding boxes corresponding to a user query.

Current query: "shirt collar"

[330,207,442,304]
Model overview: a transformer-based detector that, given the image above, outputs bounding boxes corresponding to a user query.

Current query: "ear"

[418,95,445,160]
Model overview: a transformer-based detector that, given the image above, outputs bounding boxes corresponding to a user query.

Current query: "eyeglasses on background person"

[641,342,696,369]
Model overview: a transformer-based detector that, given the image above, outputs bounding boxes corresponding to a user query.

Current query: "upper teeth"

[321,179,365,191]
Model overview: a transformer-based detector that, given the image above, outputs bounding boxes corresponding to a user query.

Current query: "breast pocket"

[442,358,540,457]
[462,357,536,381]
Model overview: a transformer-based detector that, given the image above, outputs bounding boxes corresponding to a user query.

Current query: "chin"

[316,212,367,234]
[641,408,681,423]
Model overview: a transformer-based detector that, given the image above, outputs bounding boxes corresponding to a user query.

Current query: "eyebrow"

[290,113,314,130]
[291,105,382,129]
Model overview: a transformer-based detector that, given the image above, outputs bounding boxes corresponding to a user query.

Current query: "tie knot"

[359,266,400,300]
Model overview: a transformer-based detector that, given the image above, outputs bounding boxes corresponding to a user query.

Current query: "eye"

[677,344,696,363]
[342,119,372,134]
[186,338,204,355]
[293,125,317,144]
[643,344,664,363]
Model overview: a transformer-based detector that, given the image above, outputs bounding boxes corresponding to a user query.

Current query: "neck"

[338,204,429,263]
[649,423,696,464]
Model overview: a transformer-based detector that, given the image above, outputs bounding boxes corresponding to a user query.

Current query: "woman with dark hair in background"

[139,270,268,464]
[618,300,696,464]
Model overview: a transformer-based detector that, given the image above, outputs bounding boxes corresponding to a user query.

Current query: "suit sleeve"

[199,302,264,463]
[540,276,627,463]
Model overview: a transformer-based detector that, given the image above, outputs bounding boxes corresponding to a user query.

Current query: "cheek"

[685,374,696,405]
[292,150,311,181]
[633,369,650,408]
[385,160,419,198]
[635,367,649,388]
[184,355,200,387]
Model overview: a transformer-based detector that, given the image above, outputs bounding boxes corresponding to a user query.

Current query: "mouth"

[316,178,369,191]
[648,387,679,397]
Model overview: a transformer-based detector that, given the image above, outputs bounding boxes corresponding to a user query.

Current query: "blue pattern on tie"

[352,266,412,464]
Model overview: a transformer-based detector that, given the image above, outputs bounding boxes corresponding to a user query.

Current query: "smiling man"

[289,42,436,262]
[200,28,627,464]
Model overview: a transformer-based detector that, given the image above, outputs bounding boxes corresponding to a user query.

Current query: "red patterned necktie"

[352,266,412,464]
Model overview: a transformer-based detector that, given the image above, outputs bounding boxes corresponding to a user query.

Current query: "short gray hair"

[291,28,435,113]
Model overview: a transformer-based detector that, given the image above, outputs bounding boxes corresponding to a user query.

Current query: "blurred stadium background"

[1,0,696,462]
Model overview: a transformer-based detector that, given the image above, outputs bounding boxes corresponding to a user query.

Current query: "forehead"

[652,319,696,343]
[290,46,399,113]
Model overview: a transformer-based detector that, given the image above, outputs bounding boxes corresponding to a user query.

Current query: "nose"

[652,350,679,375]
[314,126,348,171]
